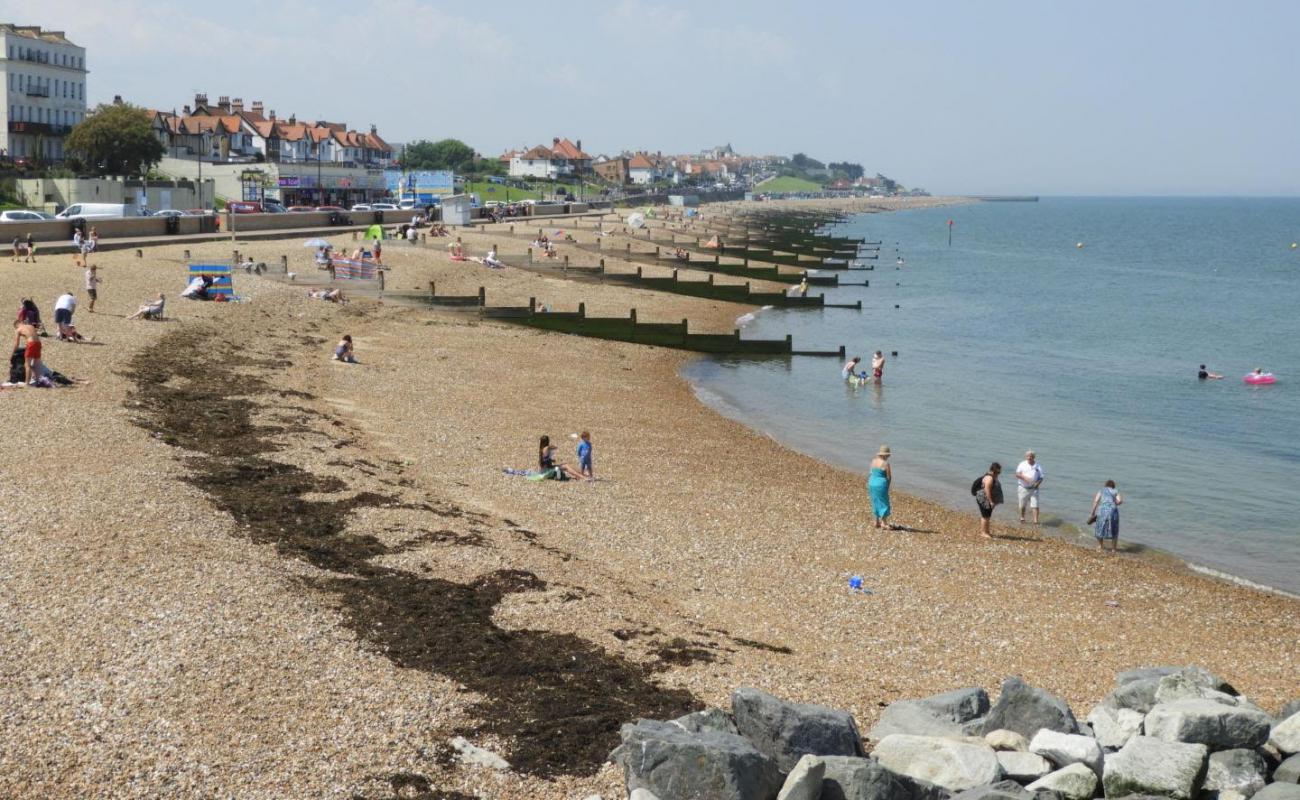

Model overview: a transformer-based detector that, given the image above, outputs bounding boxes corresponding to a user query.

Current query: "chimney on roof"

[289,114,296,125]
[183,104,191,115]
[112,94,123,104]
[269,110,276,121]
[370,124,377,135]
[576,139,582,152]
[194,93,207,108]
[231,98,243,113]
[217,96,230,111]
[251,100,263,115]
[553,137,560,147]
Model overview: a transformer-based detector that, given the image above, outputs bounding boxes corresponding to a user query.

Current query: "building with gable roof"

[508,137,592,179]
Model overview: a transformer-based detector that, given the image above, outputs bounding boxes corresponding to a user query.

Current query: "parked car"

[226,201,264,214]
[317,205,345,212]
[262,200,288,213]
[397,198,418,210]
[370,202,398,211]
[350,203,372,211]
[55,203,151,219]
[286,205,317,212]
[153,209,185,218]
[0,209,56,222]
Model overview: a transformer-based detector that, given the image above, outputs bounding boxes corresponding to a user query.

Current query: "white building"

[0,24,87,163]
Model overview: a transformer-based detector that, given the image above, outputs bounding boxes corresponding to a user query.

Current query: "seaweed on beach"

[124,324,700,778]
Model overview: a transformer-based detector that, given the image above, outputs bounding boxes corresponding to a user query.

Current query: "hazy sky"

[6,0,1298,194]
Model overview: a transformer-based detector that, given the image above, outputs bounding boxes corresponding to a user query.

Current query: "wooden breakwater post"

[183,249,191,260]
[528,248,533,264]
[232,250,240,264]
[280,255,288,271]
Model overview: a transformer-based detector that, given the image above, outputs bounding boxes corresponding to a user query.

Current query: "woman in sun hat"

[868,445,893,529]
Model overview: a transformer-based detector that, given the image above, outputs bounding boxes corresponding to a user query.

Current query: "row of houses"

[501,138,776,187]
[149,94,393,168]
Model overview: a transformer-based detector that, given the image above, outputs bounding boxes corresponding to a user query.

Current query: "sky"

[5,0,1299,195]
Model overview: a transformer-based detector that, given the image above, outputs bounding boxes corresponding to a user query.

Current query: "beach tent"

[187,264,234,298]
[364,224,384,240]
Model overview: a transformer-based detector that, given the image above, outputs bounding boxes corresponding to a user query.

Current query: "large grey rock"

[1101,736,1208,800]
[997,750,1053,781]
[819,755,908,800]
[1272,712,1300,755]
[1102,679,1161,714]
[629,789,661,800]
[1028,729,1102,775]
[1116,667,1183,685]
[614,719,784,800]
[1120,666,1233,693]
[778,754,827,800]
[1276,752,1300,783]
[673,707,739,735]
[1202,748,1267,800]
[1253,786,1300,800]
[1155,672,1216,705]
[1025,763,1098,800]
[985,729,1030,752]
[732,687,864,772]
[948,781,1036,800]
[1086,704,1143,749]
[1281,699,1300,720]
[981,678,1078,738]
[872,734,1003,792]
[870,689,990,742]
[1144,698,1273,750]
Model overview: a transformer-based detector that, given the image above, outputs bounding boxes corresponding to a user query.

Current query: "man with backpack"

[972,463,1004,539]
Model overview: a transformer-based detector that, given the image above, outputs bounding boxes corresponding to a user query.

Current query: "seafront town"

[3,16,1300,800]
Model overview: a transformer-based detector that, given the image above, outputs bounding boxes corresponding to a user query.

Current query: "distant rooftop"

[0,24,79,45]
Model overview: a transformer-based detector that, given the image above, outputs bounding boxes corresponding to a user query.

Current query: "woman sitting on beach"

[1089,480,1123,554]
[447,242,467,261]
[539,435,586,482]
[127,293,166,320]
[868,445,893,529]
[333,335,356,363]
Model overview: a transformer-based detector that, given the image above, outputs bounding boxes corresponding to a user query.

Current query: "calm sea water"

[683,197,1300,594]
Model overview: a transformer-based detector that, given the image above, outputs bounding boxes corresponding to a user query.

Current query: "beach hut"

[441,194,473,226]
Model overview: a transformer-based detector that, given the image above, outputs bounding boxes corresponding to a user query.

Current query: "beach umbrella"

[302,238,331,248]
[365,224,384,240]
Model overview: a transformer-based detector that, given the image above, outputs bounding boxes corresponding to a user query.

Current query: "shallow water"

[684,197,1300,594]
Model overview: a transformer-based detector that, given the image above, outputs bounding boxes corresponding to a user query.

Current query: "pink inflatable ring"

[1244,373,1276,385]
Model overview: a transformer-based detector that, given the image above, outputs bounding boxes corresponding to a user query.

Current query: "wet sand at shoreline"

[1,198,1295,798]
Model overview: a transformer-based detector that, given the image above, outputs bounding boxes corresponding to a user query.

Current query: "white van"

[55,203,151,219]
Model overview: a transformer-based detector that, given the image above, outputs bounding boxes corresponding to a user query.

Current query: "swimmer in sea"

[1197,364,1223,380]
[842,356,861,380]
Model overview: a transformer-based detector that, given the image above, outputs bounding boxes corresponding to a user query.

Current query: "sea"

[683,197,1300,596]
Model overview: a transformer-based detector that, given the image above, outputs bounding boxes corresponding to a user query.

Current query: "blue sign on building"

[384,170,455,203]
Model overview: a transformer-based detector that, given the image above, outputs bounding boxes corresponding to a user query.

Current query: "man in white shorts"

[1016,450,1044,524]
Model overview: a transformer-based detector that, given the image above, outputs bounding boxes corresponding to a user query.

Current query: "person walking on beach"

[84,265,101,313]
[974,462,1004,539]
[872,351,886,383]
[868,445,893,529]
[1015,450,1044,524]
[1089,480,1123,554]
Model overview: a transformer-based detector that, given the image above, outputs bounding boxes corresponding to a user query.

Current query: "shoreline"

[2,198,1296,798]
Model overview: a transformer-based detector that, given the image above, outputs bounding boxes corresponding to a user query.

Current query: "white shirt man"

[1016,451,1044,524]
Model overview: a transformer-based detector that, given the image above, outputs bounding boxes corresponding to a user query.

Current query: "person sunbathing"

[307,288,345,303]
[448,242,467,261]
[128,293,166,320]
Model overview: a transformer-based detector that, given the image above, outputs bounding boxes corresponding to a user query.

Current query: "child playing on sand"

[85,266,102,312]
[333,335,356,363]
[577,431,593,479]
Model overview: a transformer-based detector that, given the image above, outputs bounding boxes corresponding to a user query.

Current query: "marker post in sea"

[947,218,954,247]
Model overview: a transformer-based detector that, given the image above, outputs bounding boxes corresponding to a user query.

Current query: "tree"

[402,138,476,171]
[828,161,864,181]
[790,153,825,171]
[65,101,164,176]
[876,173,898,194]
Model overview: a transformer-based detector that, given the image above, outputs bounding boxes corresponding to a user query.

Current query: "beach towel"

[187,264,234,299]
[502,468,551,481]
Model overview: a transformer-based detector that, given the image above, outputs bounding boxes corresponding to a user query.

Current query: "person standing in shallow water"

[872,351,885,383]
[1090,480,1123,554]
[868,445,893,529]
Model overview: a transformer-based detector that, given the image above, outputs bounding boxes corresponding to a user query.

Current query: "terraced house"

[0,23,87,163]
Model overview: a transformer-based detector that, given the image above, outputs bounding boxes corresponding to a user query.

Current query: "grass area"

[463,181,608,203]
[756,176,825,193]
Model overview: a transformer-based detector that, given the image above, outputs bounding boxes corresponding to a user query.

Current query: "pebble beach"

[1,198,1296,798]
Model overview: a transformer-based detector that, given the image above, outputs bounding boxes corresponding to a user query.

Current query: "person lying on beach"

[538,435,586,481]
[307,288,346,303]
[447,242,467,261]
[1197,364,1223,380]
[481,249,505,269]
[673,248,689,261]
[181,275,216,300]
[127,293,166,320]
[333,335,356,363]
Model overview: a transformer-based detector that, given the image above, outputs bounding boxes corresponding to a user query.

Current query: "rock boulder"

[996,750,1053,782]
[985,729,1030,752]
[1028,729,1103,775]
[1025,763,1098,800]
[1144,698,1273,750]
[1275,752,1300,783]
[871,734,1003,792]
[1272,711,1300,755]
[778,754,827,800]
[1253,786,1300,800]
[981,677,1078,738]
[614,719,784,800]
[1201,748,1267,800]
[1086,704,1144,750]
[1101,736,1208,800]
[732,688,864,773]
[819,755,908,800]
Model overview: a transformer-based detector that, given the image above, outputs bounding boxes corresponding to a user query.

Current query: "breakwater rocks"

[610,668,1300,800]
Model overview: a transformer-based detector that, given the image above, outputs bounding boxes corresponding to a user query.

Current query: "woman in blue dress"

[1089,479,1123,553]
[868,445,893,529]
